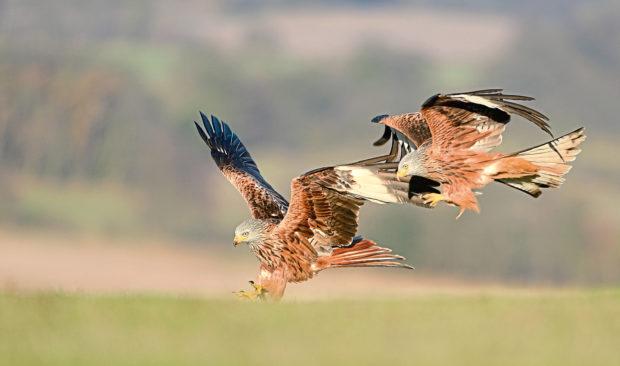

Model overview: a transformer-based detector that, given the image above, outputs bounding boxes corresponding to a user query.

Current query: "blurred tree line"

[0,0,618,284]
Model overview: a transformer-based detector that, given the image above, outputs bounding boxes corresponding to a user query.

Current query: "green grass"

[1,290,619,366]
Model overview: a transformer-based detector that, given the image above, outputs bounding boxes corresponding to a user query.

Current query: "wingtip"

[194,120,211,145]
[371,114,389,123]
[210,114,222,133]
[199,110,209,123]
[421,93,441,108]
[372,126,392,146]
[194,120,202,133]
[542,124,554,138]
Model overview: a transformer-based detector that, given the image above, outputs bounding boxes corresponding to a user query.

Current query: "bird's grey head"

[397,150,427,178]
[233,218,270,247]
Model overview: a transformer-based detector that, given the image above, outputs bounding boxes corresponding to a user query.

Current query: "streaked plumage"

[195,112,288,221]
[371,89,551,156]
[371,89,585,217]
[195,112,432,300]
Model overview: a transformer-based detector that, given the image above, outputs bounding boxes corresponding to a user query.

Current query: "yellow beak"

[396,168,407,178]
[233,234,246,246]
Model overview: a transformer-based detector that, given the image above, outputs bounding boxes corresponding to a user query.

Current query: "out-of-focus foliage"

[0,0,618,284]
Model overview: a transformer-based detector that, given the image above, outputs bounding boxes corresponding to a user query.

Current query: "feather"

[315,238,413,270]
[195,111,289,220]
[373,125,393,146]
[496,128,585,196]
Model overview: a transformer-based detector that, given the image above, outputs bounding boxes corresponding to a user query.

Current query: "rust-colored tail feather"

[316,238,413,270]
[497,127,585,197]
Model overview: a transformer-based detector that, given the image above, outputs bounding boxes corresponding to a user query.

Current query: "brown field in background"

[154,6,517,62]
[0,229,556,300]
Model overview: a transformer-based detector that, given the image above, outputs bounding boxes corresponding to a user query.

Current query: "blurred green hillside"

[1,0,619,284]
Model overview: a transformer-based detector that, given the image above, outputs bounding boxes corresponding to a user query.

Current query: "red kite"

[195,112,434,300]
[372,90,585,218]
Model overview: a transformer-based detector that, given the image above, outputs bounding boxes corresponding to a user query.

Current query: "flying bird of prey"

[194,112,433,301]
[371,89,585,218]
[371,89,552,162]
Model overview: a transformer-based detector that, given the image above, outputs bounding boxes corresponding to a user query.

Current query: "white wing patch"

[450,94,503,110]
[334,166,403,204]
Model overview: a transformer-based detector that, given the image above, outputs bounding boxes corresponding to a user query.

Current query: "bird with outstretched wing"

[370,89,585,218]
[371,89,552,160]
[195,112,436,301]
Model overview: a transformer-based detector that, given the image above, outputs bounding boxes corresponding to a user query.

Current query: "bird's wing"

[276,163,436,250]
[372,113,431,151]
[276,167,365,249]
[195,112,289,220]
[420,89,552,152]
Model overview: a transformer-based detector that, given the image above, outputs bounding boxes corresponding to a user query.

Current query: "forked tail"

[315,237,413,270]
[497,127,585,197]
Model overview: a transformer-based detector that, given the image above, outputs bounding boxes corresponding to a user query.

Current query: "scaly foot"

[421,193,445,207]
[233,281,267,302]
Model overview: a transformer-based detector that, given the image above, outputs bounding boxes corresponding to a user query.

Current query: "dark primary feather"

[372,125,393,146]
[417,89,552,153]
[424,97,511,124]
[438,89,552,136]
[195,111,289,220]
[371,114,390,123]
[196,112,261,176]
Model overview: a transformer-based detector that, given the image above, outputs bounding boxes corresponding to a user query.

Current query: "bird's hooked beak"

[233,234,247,246]
[396,168,408,178]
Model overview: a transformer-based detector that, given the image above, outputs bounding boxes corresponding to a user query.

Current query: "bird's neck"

[412,147,444,181]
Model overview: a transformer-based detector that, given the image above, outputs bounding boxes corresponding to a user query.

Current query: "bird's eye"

[242,231,249,237]
[402,163,409,169]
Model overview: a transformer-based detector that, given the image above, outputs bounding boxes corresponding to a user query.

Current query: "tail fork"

[497,127,585,197]
[315,238,413,270]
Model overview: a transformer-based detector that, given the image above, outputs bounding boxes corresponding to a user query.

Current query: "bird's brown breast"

[252,232,316,283]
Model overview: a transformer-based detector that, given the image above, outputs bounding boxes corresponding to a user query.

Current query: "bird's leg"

[421,192,445,207]
[233,281,267,302]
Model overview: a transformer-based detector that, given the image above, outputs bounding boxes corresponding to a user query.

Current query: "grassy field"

[1,290,619,366]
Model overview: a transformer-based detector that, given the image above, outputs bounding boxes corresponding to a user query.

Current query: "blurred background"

[1,0,619,297]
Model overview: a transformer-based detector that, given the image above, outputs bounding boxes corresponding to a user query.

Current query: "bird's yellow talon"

[422,193,444,207]
[233,290,256,302]
[233,281,267,302]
